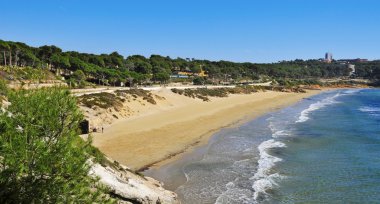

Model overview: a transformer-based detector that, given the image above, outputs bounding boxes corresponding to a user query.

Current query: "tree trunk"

[15,50,18,67]
[9,50,12,67]
[3,51,6,66]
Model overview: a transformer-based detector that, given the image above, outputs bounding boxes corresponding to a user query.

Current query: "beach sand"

[91,88,323,171]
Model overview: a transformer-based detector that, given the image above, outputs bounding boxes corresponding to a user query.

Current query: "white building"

[348,64,355,76]
[325,52,333,63]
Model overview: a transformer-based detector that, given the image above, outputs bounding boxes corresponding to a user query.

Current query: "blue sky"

[1,0,379,63]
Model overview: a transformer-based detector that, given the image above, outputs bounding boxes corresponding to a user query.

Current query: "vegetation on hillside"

[1,39,380,87]
[0,66,57,82]
[78,92,125,110]
[0,88,113,203]
[171,86,307,101]
[0,79,8,98]
[115,89,157,104]
[78,89,158,111]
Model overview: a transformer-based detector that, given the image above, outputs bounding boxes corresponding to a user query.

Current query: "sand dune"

[90,88,322,171]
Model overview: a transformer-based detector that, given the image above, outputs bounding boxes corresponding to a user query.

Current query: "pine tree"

[0,87,111,203]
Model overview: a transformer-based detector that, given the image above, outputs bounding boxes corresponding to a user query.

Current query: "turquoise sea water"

[270,89,380,203]
[146,89,380,203]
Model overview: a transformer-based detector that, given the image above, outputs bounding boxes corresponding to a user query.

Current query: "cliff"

[89,160,179,204]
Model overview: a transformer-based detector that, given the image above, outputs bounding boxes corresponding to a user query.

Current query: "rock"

[89,161,179,204]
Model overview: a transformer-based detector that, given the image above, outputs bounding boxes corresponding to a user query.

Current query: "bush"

[115,89,156,104]
[0,79,8,96]
[171,87,258,101]
[0,88,110,203]
[193,77,205,85]
[78,92,124,109]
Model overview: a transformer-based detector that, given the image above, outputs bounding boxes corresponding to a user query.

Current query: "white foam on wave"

[359,106,380,112]
[272,130,290,138]
[268,121,291,138]
[252,173,283,201]
[182,167,190,182]
[296,93,341,123]
[359,106,380,116]
[342,89,361,94]
[251,139,286,201]
[225,181,235,189]
[214,187,252,204]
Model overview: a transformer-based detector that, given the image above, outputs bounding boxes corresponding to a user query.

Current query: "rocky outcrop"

[89,162,179,204]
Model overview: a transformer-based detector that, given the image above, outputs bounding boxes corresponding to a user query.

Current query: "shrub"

[0,79,8,96]
[171,87,258,101]
[0,87,110,203]
[115,89,156,104]
[193,77,205,85]
[78,92,124,109]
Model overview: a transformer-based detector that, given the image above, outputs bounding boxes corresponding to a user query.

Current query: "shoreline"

[91,88,325,171]
[146,88,375,203]
[141,89,327,172]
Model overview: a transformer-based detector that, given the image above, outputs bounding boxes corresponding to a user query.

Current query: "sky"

[1,0,380,63]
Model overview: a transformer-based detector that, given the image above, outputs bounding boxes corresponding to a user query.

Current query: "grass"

[171,85,306,101]
[254,85,306,93]
[77,89,157,110]
[77,92,124,110]
[0,66,57,82]
[275,78,323,87]
[171,86,258,101]
[115,89,156,104]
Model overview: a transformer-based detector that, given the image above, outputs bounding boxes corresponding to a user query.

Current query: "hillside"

[2,39,379,89]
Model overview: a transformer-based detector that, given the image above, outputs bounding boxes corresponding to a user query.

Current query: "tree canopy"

[0,88,110,203]
[1,39,379,85]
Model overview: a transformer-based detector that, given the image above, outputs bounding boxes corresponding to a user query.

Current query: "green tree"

[109,52,124,68]
[0,88,107,203]
[134,60,152,74]
[18,49,40,67]
[51,54,70,69]
[89,56,105,67]
[190,63,201,73]
[73,69,86,81]
[38,45,62,68]
[154,71,170,83]
[0,40,10,66]
[193,76,205,85]
[72,70,87,88]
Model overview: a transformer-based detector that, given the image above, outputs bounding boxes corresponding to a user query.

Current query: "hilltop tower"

[325,52,333,63]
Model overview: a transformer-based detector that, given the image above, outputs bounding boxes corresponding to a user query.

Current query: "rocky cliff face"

[89,161,179,204]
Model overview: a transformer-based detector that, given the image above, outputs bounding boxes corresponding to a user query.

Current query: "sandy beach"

[90,88,323,171]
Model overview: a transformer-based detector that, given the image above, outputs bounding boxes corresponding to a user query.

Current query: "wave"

[272,130,291,138]
[359,106,380,116]
[342,89,361,95]
[268,120,292,138]
[359,106,380,112]
[251,139,286,201]
[215,187,253,204]
[296,93,341,123]
[250,91,344,202]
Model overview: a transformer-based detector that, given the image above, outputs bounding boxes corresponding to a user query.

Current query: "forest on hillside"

[1,39,380,86]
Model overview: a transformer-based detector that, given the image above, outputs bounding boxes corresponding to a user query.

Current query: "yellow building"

[198,69,208,77]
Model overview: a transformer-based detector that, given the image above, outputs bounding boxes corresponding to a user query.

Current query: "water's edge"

[145,89,378,204]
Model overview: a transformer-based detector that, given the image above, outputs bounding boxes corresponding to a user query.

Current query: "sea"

[145,88,380,204]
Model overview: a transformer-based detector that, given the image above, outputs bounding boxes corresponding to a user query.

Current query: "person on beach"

[102,126,104,133]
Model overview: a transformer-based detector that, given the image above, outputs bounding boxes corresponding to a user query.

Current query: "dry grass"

[77,92,124,110]
[77,89,157,111]
[171,86,258,101]
[115,89,156,104]
[171,86,305,101]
